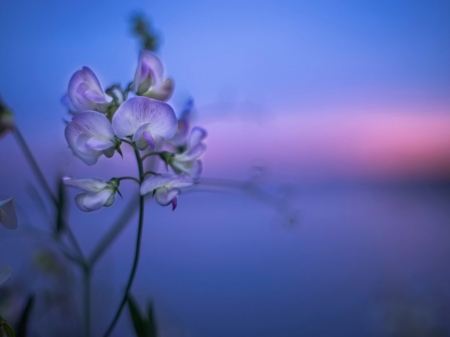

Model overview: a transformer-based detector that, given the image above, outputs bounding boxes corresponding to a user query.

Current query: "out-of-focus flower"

[169,127,207,178]
[65,111,118,165]
[0,198,18,230]
[171,99,193,147]
[112,96,177,150]
[63,176,119,212]
[140,174,194,210]
[0,96,15,138]
[68,67,111,113]
[134,51,174,101]
[0,265,12,287]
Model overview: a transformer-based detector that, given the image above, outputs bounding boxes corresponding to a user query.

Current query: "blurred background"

[1,0,450,336]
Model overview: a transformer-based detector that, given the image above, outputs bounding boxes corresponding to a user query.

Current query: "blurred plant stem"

[102,144,146,337]
[13,127,86,264]
[83,265,92,337]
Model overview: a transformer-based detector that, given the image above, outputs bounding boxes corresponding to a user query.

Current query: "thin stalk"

[102,145,145,337]
[83,266,91,337]
[14,127,86,262]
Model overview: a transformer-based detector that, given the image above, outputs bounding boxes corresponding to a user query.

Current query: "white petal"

[172,158,203,178]
[189,127,207,148]
[0,265,12,287]
[75,189,114,212]
[62,176,109,192]
[65,111,116,165]
[144,78,174,101]
[104,193,116,207]
[68,67,109,112]
[134,51,165,94]
[0,198,18,230]
[154,188,181,206]
[140,174,176,196]
[132,123,156,150]
[112,97,177,140]
[168,174,195,189]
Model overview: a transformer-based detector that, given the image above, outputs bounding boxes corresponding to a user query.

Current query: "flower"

[0,198,18,230]
[65,111,118,165]
[0,96,14,138]
[140,174,194,210]
[0,265,12,287]
[169,127,207,178]
[134,50,174,101]
[68,67,111,113]
[112,96,177,150]
[63,176,119,212]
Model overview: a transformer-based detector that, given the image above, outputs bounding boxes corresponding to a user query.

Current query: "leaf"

[55,177,67,234]
[2,322,15,337]
[16,294,35,337]
[127,294,147,337]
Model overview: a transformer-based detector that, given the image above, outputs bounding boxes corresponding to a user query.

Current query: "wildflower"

[0,96,14,138]
[65,111,118,165]
[112,96,177,150]
[134,51,174,101]
[63,176,119,212]
[68,67,110,113]
[0,266,12,287]
[0,198,18,230]
[140,174,194,210]
[169,127,207,178]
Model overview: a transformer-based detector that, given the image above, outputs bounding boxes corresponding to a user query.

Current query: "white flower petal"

[75,189,114,212]
[68,67,109,112]
[154,188,181,206]
[112,97,177,140]
[144,78,174,102]
[189,127,207,148]
[140,174,175,196]
[0,265,12,287]
[168,174,195,189]
[0,198,18,230]
[62,177,109,192]
[134,51,165,94]
[172,158,203,178]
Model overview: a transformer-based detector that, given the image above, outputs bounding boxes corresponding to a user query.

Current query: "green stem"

[102,145,145,337]
[14,127,86,263]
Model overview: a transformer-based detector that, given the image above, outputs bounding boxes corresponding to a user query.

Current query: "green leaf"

[16,294,34,337]
[55,177,67,234]
[127,294,147,337]
[2,322,15,337]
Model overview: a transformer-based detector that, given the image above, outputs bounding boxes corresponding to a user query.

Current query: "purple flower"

[140,174,194,210]
[68,67,110,113]
[65,111,117,165]
[112,96,177,150]
[134,51,174,101]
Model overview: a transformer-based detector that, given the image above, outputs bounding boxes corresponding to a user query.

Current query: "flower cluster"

[63,51,207,211]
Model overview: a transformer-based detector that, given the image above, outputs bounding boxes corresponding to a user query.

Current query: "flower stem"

[83,265,91,337]
[13,127,86,263]
[102,145,145,337]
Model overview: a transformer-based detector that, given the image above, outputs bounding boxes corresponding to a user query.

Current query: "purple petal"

[134,51,165,94]
[75,189,114,212]
[62,177,108,192]
[68,67,109,112]
[144,78,174,102]
[189,127,207,148]
[112,97,177,140]
[154,188,181,207]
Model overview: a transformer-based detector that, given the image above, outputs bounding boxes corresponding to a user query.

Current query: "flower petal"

[189,127,207,148]
[75,189,114,212]
[140,174,176,196]
[168,174,195,189]
[144,78,174,101]
[62,176,109,192]
[154,188,181,206]
[0,198,18,230]
[68,67,109,112]
[0,265,12,287]
[112,97,177,140]
[134,51,165,94]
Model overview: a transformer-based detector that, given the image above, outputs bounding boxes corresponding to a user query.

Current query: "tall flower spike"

[0,265,12,287]
[63,177,119,212]
[140,174,194,210]
[65,111,118,165]
[0,198,18,230]
[134,50,174,101]
[170,127,207,178]
[112,96,177,150]
[68,67,111,113]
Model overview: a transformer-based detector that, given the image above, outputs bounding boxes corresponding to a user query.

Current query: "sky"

[1,0,450,182]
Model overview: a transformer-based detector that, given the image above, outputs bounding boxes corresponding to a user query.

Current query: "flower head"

[0,96,15,138]
[0,265,12,287]
[134,51,174,101]
[169,127,207,178]
[68,67,110,113]
[65,111,118,165]
[63,176,119,212]
[140,174,194,210]
[0,198,18,230]
[112,96,177,150]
